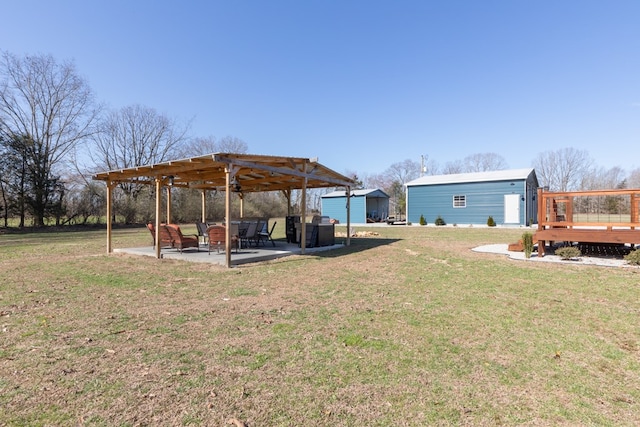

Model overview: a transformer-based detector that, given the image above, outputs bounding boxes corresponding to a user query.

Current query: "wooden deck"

[534,188,640,256]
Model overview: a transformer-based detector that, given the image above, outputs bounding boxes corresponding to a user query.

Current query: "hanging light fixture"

[168,175,175,186]
[230,177,241,192]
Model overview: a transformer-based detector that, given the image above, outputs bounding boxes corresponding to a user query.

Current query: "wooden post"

[166,186,172,224]
[346,186,351,246]
[537,187,545,256]
[201,190,206,223]
[225,167,232,268]
[106,181,114,253]
[155,177,162,259]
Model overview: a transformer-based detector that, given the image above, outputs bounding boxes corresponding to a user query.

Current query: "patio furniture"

[163,224,200,253]
[258,221,277,247]
[206,225,239,254]
[241,221,259,247]
[147,222,173,249]
[195,222,208,245]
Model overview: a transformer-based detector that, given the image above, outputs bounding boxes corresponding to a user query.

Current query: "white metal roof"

[405,168,536,187]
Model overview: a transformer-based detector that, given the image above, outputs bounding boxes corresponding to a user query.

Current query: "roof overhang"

[92,152,355,192]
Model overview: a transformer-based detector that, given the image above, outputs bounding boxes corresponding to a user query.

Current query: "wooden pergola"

[93,153,355,267]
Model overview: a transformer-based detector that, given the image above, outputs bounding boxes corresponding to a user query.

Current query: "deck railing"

[537,188,640,230]
[535,188,640,256]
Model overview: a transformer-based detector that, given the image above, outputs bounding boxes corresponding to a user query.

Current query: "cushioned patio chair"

[147,222,173,248]
[206,225,239,254]
[163,224,199,253]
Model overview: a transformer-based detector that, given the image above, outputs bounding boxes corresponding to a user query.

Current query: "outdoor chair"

[195,222,208,245]
[241,221,259,247]
[163,224,199,253]
[147,222,173,248]
[258,220,277,247]
[206,225,239,254]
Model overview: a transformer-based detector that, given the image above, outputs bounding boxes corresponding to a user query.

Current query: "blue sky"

[2,0,639,177]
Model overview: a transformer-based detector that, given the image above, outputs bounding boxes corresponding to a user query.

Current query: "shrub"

[487,216,496,227]
[419,214,427,226]
[522,232,534,259]
[435,216,446,226]
[624,249,640,265]
[555,246,581,260]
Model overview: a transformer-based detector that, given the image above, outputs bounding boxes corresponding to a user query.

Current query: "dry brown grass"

[2,225,640,426]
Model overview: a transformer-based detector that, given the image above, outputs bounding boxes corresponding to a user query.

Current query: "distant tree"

[579,166,626,190]
[179,135,248,157]
[383,159,420,215]
[91,104,188,171]
[532,147,593,192]
[0,51,99,226]
[89,104,189,223]
[627,168,640,189]
[442,160,464,174]
[362,171,386,190]
[462,152,508,172]
[0,133,28,226]
[345,171,364,190]
[423,157,440,175]
[386,159,421,186]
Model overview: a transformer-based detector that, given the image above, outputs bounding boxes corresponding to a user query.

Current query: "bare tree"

[385,159,421,186]
[532,147,593,191]
[579,166,626,190]
[90,104,188,171]
[423,158,440,176]
[463,152,508,172]
[0,51,99,226]
[89,104,190,223]
[179,135,248,157]
[383,159,420,215]
[627,168,640,189]
[442,160,464,174]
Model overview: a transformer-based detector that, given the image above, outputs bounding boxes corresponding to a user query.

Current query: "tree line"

[351,147,640,216]
[1,51,638,228]
[0,51,291,228]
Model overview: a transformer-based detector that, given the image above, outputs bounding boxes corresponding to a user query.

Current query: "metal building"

[321,189,390,224]
[405,168,539,226]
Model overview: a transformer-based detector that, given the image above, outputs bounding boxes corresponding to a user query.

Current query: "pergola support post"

[300,163,308,254]
[201,190,206,223]
[225,167,232,268]
[155,177,162,259]
[346,185,351,246]
[166,186,172,224]
[106,181,114,253]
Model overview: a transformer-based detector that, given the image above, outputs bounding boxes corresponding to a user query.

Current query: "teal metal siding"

[321,195,366,223]
[407,180,528,225]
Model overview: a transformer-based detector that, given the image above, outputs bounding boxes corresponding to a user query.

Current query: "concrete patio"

[114,241,346,266]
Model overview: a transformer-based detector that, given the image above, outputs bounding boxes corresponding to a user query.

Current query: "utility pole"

[421,154,428,177]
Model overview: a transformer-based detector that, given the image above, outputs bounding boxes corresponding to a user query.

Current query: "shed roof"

[321,188,390,199]
[93,152,355,192]
[405,168,537,187]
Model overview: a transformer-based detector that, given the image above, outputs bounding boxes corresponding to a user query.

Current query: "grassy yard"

[1,224,639,426]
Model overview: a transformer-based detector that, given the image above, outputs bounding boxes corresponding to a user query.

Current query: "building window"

[453,195,466,208]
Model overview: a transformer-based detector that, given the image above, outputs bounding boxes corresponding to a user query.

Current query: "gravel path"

[473,243,638,268]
